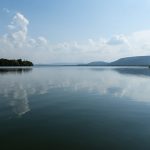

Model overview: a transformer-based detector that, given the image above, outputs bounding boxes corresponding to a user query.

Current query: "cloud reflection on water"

[0,67,150,117]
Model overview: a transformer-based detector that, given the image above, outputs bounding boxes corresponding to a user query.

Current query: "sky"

[1,0,150,63]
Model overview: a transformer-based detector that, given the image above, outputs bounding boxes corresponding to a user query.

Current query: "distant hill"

[109,56,150,66]
[82,56,150,66]
[86,61,108,66]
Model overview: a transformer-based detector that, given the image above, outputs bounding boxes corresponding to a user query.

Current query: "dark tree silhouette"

[0,59,33,66]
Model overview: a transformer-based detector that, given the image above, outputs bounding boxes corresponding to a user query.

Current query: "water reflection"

[114,67,150,77]
[10,84,30,116]
[0,67,32,75]
[1,67,150,117]
[0,83,30,117]
[91,67,150,77]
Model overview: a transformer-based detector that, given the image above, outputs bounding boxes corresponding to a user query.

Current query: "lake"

[0,66,150,150]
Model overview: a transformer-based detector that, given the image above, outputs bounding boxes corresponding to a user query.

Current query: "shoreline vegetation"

[0,59,33,66]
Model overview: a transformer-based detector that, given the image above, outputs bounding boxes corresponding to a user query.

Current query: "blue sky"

[1,0,150,42]
[1,0,150,63]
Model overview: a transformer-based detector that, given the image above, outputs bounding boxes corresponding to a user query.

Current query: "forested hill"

[0,59,33,66]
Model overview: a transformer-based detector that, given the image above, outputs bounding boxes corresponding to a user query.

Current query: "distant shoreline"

[34,64,149,67]
[34,55,150,67]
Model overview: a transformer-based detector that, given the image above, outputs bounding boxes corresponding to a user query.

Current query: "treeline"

[0,59,33,66]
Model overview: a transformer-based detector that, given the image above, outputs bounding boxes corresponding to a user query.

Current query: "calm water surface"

[1,66,150,149]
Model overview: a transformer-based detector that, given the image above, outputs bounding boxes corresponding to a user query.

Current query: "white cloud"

[37,36,48,45]
[107,34,129,45]
[1,12,150,63]
[12,12,29,32]
[8,25,15,30]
